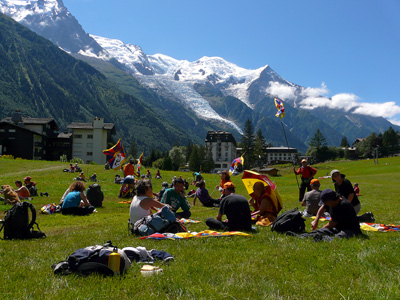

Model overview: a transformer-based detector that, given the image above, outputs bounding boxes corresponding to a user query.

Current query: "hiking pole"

[210,187,218,197]
[280,120,299,189]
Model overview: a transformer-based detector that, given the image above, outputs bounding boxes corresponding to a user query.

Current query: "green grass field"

[0,157,399,299]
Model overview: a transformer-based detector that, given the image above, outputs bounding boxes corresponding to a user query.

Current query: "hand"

[311,219,318,231]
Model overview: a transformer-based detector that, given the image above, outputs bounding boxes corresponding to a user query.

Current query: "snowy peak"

[0,0,104,55]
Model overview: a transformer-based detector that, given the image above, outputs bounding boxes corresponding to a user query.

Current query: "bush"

[70,157,84,164]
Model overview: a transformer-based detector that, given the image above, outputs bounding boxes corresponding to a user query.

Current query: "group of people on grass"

[1,176,39,204]
[7,156,363,239]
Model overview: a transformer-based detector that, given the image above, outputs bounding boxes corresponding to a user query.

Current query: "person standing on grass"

[161,178,191,219]
[206,182,252,231]
[123,159,136,178]
[293,159,317,202]
[301,179,322,217]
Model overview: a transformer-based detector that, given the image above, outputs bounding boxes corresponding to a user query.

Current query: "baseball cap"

[223,182,236,189]
[122,175,136,184]
[310,179,320,186]
[330,169,340,177]
[319,189,338,206]
[301,159,307,163]
[24,176,31,181]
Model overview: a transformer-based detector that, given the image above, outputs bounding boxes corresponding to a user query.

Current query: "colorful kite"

[102,139,126,169]
[229,156,244,176]
[274,97,285,119]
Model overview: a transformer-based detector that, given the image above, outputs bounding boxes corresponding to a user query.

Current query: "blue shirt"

[62,191,82,208]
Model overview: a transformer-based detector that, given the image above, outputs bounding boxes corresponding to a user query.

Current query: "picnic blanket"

[310,216,331,221]
[178,218,202,224]
[140,230,252,240]
[360,223,400,232]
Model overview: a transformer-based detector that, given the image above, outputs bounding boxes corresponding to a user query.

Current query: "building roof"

[205,131,237,146]
[67,122,115,130]
[0,121,46,137]
[1,117,58,128]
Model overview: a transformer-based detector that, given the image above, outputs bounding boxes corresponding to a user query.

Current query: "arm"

[293,167,300,175]
[216,213,223,221]
[80,191,90,207]
[301,200,306,207]
[193,193,197,206]
[347,193,354,203]
[323,220,338,229]
[311,205,326,230]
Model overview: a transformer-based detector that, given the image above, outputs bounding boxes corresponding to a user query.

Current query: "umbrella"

[241,170,283,212]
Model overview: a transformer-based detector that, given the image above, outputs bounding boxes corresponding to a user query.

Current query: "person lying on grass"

[310,189,362,238]
[61,181,94,216]
[206,182,252,232]
[161,178,191,219]
[129,179,171,224]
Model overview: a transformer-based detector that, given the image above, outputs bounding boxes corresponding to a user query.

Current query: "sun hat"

[330,169,340,177]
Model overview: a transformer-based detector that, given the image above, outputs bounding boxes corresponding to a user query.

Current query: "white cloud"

[266,81,400,123]
[265,81,296,101]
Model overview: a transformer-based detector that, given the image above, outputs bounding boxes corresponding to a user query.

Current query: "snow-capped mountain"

[0,0,104,55]
[1,0,398,150]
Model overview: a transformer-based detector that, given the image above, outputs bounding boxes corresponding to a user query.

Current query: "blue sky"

[63,0,400,125]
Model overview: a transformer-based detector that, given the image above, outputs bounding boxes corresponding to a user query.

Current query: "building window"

[75,143,82,148]
[87,143,93,148]
[9,129,16,133]
[0,129,5,132]
[87,134,93,139]
[87,152,93,156]
[74,134,82,139]
[73,151,82,156]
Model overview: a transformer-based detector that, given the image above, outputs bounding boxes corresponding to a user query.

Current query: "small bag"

[0,201,46,239]
[271,208,305,233]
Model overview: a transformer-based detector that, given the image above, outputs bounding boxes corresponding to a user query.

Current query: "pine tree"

[241,119,255,168]
[254,129,266,166]
[382,127,399,156]
[308,129,328,162]
[340,136,350,147]
[189,145,201,171]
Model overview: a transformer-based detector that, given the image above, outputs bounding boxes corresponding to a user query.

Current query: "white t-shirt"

[129,195,151,224]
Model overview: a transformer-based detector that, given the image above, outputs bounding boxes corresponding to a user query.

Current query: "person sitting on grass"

[14,180,30,199]
[24,176,37,196]
[354,183,360,196]
[155,170,162,179]
[301,179,322,217]
[330,169,361,214]
[129,179,170,224]
[249,182,282,226]
[310,189,362,238]
[61,181,94,216]
[161,178,191,219]
[206,182,252,232]
[193,180,220,207]
[146,169,152,178]
[118,175,136,198]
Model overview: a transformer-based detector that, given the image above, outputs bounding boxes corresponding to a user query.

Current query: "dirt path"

[0,165,63,178]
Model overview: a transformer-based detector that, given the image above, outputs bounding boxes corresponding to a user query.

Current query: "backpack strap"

[23,202,37,230]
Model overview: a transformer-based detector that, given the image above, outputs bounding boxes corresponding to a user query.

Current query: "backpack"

[28,185,38,197]
[52,241,131,276]
[86,183,104,207]
[0,201,46,240]
[271,208,305,233]
[130,206,187,236]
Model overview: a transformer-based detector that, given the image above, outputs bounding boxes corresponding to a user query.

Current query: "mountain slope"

[0,12,194,152]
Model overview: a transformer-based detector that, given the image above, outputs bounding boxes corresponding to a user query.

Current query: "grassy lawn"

[0,157,399,299]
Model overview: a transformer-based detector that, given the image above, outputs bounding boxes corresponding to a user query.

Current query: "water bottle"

[108,247,120,275]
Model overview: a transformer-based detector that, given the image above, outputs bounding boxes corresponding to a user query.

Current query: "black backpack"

[52,241,131,276]
[0,201,46,240]
[87,184,104,207]
[271,208,305,233]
